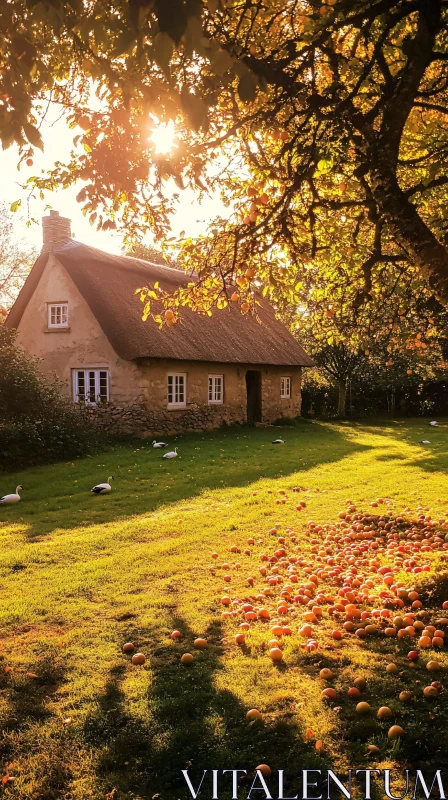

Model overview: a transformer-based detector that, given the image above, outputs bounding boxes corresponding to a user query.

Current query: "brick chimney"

[42,210,71,252]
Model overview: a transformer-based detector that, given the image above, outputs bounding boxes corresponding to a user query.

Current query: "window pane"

[49,304,68,326]
[281,377,290,398]
[88,371,96,402]
[177,375,184,403]
[99,372,108,402]
[74,369,109,404]
[77,371,85,401]
[208,376,223,403]
[168,374,185,405]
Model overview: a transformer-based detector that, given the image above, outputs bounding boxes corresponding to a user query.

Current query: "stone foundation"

[89,400,249,437]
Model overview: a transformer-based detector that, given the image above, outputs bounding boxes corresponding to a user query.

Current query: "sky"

[0,107,224,256]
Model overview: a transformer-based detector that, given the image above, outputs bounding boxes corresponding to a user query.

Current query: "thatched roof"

[6,240,313,367]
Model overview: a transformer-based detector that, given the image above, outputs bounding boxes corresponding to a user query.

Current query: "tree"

[310,343,361,417]
[0,203,36,316]
[3,1,448,320]
[306,333,448,418]
[295,262,448,416]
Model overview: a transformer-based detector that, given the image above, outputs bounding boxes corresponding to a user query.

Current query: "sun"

[151,119,177,155]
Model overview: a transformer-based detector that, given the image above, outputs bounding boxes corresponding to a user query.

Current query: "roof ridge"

[54,240,192,279]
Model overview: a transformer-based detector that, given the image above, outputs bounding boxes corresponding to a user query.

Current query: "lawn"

[0,419,448,800]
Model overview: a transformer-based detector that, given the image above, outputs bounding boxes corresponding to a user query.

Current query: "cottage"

[5,211,313,436]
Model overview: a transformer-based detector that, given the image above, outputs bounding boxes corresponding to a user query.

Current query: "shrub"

[0,327,100,470]
[301,369,338,418]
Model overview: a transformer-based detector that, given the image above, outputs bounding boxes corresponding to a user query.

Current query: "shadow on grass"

[0,423,369,538]
[2,589,448,798]
[0,649,67,730]
[0,648,73,799]
[83,615,329,800]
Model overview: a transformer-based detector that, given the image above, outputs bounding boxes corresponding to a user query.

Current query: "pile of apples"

[212,498,448,736]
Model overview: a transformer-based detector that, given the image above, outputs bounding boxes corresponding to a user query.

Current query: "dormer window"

[48,303,68,329]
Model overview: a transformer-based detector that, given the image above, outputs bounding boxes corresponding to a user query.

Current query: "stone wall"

[260,367,302,422]
[89,399,246,436]
[88,361,302,436]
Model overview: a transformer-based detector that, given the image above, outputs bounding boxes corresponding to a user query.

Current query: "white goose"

[163,448,178,459]
[91,476,114,495]
[272,439,285,444]
[152,440,168,448]
[0,485,23,504]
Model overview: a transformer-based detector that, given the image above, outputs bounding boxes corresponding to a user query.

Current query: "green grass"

[0,419,448,799]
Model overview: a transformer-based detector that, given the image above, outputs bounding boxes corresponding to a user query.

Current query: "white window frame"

[281,376,291,399]
[208,374,224,404]
[167,372,187,408]
[48,302,69,329]
[72,369,110,405]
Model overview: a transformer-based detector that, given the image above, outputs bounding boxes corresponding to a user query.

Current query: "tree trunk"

[371,174,448,304]
[390,385,396,417]
[337,379,347,418]
[368,3,448,304]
